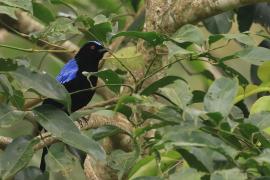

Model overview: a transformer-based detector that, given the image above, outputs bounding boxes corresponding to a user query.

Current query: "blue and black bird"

[40,41,107,171]
[43,41,107,112]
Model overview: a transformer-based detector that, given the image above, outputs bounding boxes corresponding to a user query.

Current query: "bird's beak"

[98,48,108,54]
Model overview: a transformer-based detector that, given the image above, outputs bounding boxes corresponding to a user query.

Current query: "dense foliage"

[1,0,270,180]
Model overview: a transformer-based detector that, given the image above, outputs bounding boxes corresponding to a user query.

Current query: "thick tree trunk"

[145,0,270,34]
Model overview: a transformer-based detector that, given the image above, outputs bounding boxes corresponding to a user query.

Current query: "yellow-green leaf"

[104,46,144,71]
[250,96,270,114]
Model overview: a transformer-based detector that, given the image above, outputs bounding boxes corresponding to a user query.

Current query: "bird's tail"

[40,147,48,172]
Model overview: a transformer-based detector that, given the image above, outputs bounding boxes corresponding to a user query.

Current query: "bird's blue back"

[56,59,78,84]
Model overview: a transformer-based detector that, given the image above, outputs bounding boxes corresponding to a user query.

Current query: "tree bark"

[145,0,270,34]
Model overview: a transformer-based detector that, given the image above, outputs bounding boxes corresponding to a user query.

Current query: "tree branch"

[145,0,270,34]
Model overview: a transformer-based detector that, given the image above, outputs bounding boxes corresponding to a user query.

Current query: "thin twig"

[69,83,134,95]
[138,57,185,85]
[0,44,74,53]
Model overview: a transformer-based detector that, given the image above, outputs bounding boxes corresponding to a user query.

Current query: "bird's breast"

[64,74,98,112]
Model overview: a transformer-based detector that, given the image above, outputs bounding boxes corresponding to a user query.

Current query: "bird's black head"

[75,41,108,71]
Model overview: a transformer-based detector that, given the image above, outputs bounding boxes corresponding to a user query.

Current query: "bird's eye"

[90,45,96,50]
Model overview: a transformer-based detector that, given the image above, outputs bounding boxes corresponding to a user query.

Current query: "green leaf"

[141,106,181,124]
[0,58,18,71]
[250,96,270,114]
[224,33,255,46]
[0,137,37,179]
[93,14,108,24]
[204,77,238,117]
[88,22,112,42]
[111,31,167,46]
[209,33,255,46]
[115,95,141,112]
[236,46,270,65]
[135,121,173,138]
[128,151,181,179]
[108,150,137,179]
[193,145,235,171]
[34,105,105,160]
[75,15,94,28]
[0,5,17,19]
[235,84,270,104]
[165,127,238,162]
[246,112,270,132]
[168,125,238,171]
[206,112,224,125]
[104,46,144,71]
[94,69,123,93]
[159,80,193,109]
[61,131,106,160]
[50,0,65,4]
[170,168,205,180]
[258,61,270,82]
[34,105,79,133]
[254,149,270,165]
[217,63,249,86]
[238,123,259,140]
[10,89,25,109]
[93,109,116,116]
[208,34,224,45]
[132,177,162,180]
[0,73,25,109]
[211,168,247,180]
[10,66,71,111]
[164,41,194,60]
[172,24,205,45]
[191,90,205,103]
[176,147,209,172]
[200,70,215,81]
[0,0,33,14]
[141,76,186,96]
[92,126,120,140]
[14,166,48,180]
[33,2,55,24]
[46,143,85,179]
[0,103,25,128]
[49,0,77,13]
[113,104,132,118]
[90,1,126,14]
[207,127,242,150]
[203,11,234,34]
[0,74,13,95]
[34,18,80,43]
